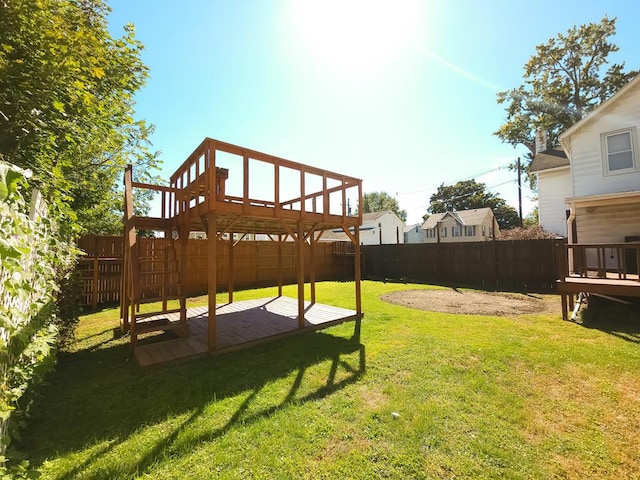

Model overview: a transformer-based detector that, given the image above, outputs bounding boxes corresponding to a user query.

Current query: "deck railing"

[168,137,362,225]
[557,242,640,281]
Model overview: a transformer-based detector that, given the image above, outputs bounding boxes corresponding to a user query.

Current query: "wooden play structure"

[120,138,363,366]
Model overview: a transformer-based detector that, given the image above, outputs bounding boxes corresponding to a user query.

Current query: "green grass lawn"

[21,281,640,479]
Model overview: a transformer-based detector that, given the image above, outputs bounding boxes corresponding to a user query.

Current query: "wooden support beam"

[243,155,249,215]
[178,234,189,325]
[274,160,280,216]
[208,143,217,211]
[207,213,217,351]
[162,238,169,312]
[310,227,316,304]
[228,231,234,304]
[323,174,329,222]
[354,225,362,315]
[281,221,298,242]
[92,236,99,311]
[341,225,357,245]
[277,234,283,297]
[233,233,247,248]
[297,219,305,328]
[300,166,306,218]
[123,165,141,343]
[216,216,241,240]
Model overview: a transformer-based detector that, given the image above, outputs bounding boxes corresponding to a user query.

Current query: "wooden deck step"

[137,295,182,305]
[134,308,183,319]
[134,318,187,336]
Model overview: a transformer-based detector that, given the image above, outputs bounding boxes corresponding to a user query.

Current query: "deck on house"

[133,296,360,368]
[555,243,640,320]
[557,275,640,320]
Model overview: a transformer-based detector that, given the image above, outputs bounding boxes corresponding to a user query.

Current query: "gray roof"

[362,210,391,222]
[530,148,569,172]
[422,208,493,229]
[403,223,423,233]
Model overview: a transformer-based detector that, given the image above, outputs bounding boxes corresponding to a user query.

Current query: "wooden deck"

[133,296,360,368]
[557,276,640,320]
[555,243,640,320]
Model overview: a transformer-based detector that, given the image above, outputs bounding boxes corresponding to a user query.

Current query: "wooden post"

[92,236,99,311]
[310,229,316,304]
[243,155,249,215]
[162,236,169,312]
[297,220,305,328]
[228,232,234,304]
[207,213,217,351]
[178,235,189,324]
[277,234,283,297]
[354,225,362,316]
[123,165,140,345]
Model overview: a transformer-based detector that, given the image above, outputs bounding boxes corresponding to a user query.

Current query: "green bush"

[0,161,77,475]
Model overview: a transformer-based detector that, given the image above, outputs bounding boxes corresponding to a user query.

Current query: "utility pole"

[517,157,523,227]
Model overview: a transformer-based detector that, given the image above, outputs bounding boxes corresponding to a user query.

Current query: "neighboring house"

[533,74,640,247]
[323,210,405,245]
[421,208,498,243]
[404,223,427,243]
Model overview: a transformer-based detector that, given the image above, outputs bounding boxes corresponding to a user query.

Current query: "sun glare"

[289,0,426,80]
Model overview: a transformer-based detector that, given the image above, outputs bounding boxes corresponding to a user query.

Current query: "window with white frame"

[602,128,637,174]
[452,225,462,237]
[425,228,435,238]
[482,225,486,236]
[440,226,447,237]
[465,225,476,236]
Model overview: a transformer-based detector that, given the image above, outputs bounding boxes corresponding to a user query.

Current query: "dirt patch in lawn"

[381,288,558,317]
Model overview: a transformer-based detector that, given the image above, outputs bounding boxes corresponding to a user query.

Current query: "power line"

[408,179,516,211]
[396,161,513,197]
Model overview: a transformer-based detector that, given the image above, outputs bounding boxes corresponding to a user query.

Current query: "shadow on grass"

[22,320,364,479]
[579,295,640,344]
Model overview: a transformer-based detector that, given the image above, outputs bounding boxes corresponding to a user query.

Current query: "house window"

[452,225,462,237]
[440,226,447,237]
[426,228,435,238]
[465,225,476,236]
[602,128,637,174]
[482,225,486,236]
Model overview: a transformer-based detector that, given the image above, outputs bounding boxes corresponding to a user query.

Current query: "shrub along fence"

[78,235,353,308]
[1,163,72,473]
[362,239,562,291]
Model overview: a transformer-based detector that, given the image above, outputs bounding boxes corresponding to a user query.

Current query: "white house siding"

[568,86,640,198]
[424,216,493,243]
[404,224,426,244]
[356,211,405,245]
[575,202,640,269]
[576,203,640,244]
[537,167,571,237]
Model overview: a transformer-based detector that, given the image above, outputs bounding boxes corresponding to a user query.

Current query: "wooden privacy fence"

[78,235,352,308]
[362,239,562,290]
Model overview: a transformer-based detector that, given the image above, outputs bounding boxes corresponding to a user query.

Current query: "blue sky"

[108,0,640,225]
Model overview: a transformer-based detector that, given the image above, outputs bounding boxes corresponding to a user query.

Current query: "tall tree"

[494,17,637,184]
[0,0,160,236]
[360,191,407,222]
[427,179,519,230]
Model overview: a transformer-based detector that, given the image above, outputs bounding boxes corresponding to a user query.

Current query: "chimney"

[535,129,548,154]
